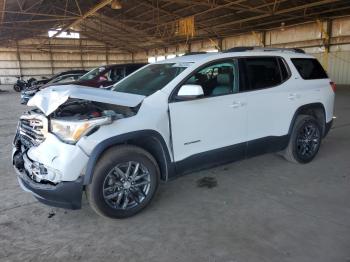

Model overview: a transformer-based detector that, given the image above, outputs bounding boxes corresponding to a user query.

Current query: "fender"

[288,102,326,135]
[83,130,174,185]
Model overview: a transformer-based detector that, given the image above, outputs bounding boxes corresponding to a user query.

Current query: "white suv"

[12,47,335,218]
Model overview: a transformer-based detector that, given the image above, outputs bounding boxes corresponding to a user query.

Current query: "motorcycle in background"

[13,76,36,92]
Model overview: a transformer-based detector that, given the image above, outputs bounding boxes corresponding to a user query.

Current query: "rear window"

[291,58,328,79]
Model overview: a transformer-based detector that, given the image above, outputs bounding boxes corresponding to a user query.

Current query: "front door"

[168,59,247,170]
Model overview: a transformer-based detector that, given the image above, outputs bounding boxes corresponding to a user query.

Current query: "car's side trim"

[246,135,289,158]
[83,130,174,185]
[173,135,289,177]
[174,142,246,176]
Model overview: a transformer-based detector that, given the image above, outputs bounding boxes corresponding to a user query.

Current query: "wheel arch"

[83,130,174,185]
[288,102,327,136]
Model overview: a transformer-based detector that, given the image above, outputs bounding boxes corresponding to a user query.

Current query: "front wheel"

[87,145,160,219]
[283,115,322,163]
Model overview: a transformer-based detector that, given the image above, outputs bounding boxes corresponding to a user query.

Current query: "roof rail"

[224,46,305,54]
[183,51,208,56]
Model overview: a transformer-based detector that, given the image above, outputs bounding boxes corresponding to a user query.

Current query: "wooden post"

[15,40,22,77]
[218,38,223,51]
[325,19,332,53]
[317,19,331,71]
[261,31,266,47]
[79,39,84,69]
[324,20,332,71]
[105,44,109,65]
[49,42,54,76]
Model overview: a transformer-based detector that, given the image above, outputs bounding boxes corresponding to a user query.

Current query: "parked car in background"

[32,69,88,87]
[76,63,147,88]
[12,48,335,218]
[20,63,146,104]
[20,73,86,104]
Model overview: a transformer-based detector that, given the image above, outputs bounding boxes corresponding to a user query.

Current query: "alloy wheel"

[102,161,151,210]
[296,123,320,159]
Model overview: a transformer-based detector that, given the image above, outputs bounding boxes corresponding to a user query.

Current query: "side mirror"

[176,84,204,100]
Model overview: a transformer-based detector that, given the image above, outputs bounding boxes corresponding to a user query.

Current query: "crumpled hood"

[27,85,145,116]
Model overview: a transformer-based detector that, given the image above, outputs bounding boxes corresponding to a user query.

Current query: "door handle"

[230,101,246,108]
[288,93,297,100]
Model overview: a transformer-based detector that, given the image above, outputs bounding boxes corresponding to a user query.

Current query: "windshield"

[112,63,187,96]
[79,67,106,81]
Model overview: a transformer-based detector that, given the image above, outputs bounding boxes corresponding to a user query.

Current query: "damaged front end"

[12,109,85,209]
[13,85,144,209]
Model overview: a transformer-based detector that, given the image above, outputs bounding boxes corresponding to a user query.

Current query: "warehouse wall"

[0,38,145,84]
[148,17,350,85]
[1,16,350,84]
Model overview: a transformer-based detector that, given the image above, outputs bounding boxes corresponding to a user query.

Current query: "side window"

[126,65,140,75]
[242,57,282,91]
[278,58,290,81]
[110,68,125,82]
[184,60,239,97]
[291,58,328,79]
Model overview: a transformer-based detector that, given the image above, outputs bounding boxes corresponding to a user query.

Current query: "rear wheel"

[13,84,21,92]
[87,145,160,218]
[283,115,322,163]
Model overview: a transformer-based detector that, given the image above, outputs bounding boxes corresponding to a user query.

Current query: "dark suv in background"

[33,69,88,87]
[20,63,147,104]
[75,63,146,88]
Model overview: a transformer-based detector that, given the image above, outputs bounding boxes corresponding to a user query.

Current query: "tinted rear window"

[291,58,328,79]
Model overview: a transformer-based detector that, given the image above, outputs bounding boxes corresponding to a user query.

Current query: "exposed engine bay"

[51,98,138,120]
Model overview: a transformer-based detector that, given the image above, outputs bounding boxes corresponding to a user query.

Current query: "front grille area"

[18,113,48,147]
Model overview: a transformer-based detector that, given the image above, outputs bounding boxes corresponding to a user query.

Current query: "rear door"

[241,56,296,156]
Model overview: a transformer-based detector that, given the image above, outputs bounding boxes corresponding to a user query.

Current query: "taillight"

[330,81,336,92]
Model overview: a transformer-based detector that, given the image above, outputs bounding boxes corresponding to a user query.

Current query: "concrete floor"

[0,85,349,262]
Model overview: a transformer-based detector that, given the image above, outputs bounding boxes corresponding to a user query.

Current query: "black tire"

[87,145,160,219]
[283,115,322,163]
[13,84,21,92]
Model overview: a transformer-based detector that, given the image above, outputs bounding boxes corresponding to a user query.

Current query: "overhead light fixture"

[280,22,285,31]
[111,0,122,9]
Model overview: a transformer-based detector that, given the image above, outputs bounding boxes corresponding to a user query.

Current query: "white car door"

[168,59,247,165]
[241,56,297,156]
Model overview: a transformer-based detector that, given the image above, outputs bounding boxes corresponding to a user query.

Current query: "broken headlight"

[50,117,112,144]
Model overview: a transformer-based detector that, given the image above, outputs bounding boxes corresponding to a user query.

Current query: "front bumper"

[15,164,83,209]
[13,126,89,209]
